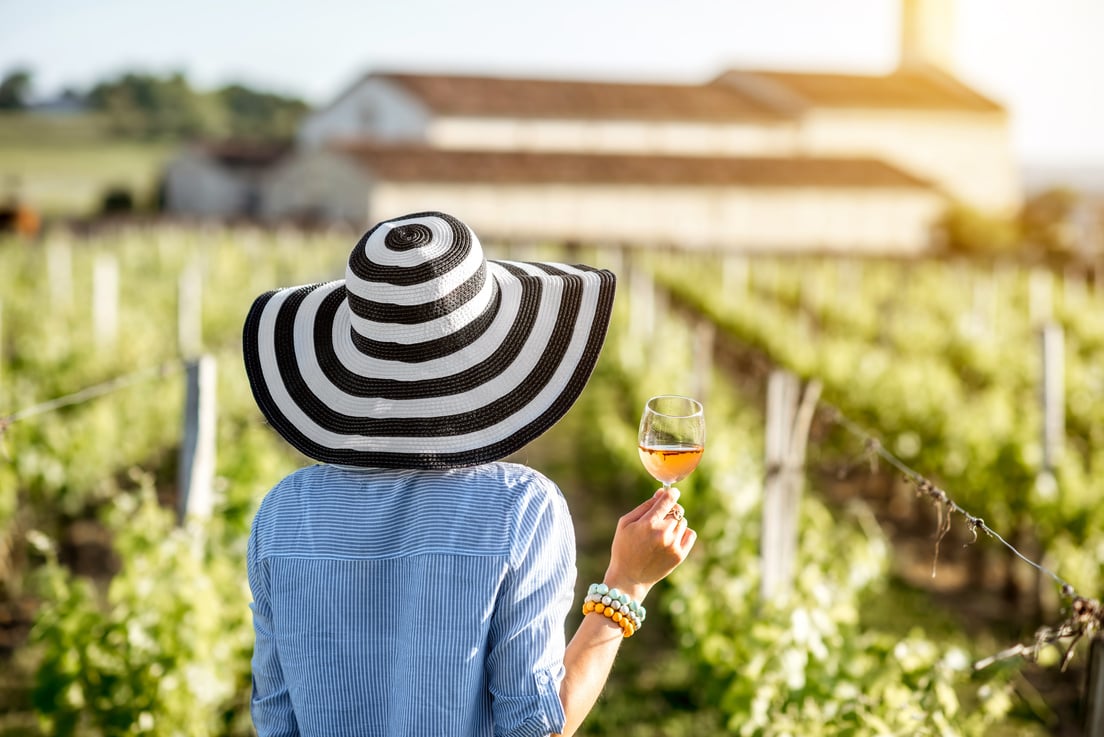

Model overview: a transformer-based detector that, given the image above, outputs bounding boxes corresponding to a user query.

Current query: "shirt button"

[537,674,550,685]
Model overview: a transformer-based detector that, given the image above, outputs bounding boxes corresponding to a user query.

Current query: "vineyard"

[1,224,1102,735]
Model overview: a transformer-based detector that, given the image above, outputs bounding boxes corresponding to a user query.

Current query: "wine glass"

[637,395,705,489]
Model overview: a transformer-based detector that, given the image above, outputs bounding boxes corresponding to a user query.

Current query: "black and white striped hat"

[243,211,616,468]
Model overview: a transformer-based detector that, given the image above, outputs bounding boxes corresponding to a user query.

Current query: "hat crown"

[383,222,433,251]
[343,212,496,356]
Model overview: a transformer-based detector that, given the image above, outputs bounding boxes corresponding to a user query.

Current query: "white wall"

[298,78,432,148]
[163,152,249,217]
[262,151,373,223]
[427,117,797,156]
[369,181,944,254]
[299,77,797,157]
[799,109,1021,213]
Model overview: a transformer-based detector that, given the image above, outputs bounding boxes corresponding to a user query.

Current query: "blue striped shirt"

[247,462,575,737]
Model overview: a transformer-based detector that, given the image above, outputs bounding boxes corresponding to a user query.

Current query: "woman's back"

[248,462,575,737]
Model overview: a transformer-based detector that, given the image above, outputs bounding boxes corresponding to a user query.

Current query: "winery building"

[164,0,1019,254]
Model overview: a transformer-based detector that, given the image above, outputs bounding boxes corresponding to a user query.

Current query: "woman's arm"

[555,486,696,737]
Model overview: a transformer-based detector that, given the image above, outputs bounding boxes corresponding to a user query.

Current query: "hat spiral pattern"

[243,211,616,468]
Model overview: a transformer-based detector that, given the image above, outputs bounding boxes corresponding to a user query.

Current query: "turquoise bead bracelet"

[581,582,646,637]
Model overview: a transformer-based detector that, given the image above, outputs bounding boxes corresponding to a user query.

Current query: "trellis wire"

[0,360,183,435]
[824,404,1101,671]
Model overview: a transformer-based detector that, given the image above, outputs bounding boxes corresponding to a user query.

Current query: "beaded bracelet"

[581,583,646,638]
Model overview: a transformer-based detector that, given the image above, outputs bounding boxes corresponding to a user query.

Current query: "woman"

[243,211,696,736]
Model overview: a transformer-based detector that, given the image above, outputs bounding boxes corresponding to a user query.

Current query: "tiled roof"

[372,72,787,121]
[717,67,1004,113]
[200,141,292,169]
[332,143,933,190]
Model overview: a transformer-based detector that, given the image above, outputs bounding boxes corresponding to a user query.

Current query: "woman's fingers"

[649,487,681,523]
[607,488,698,594]
[679,525,698,556]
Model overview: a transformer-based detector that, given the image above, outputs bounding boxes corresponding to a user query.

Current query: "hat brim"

[243,260,615,468]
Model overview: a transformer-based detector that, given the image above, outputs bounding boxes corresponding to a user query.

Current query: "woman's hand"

[602,487,697,603]
[555,487,698,737]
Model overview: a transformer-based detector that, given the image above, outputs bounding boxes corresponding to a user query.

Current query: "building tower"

[900,0,956,71]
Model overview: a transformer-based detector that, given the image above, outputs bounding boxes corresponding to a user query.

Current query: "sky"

[3,0,1103,168]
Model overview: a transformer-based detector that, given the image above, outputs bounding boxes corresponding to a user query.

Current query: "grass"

[0,112,177,217]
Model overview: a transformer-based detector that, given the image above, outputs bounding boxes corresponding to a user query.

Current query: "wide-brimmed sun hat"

[243,211,616,468]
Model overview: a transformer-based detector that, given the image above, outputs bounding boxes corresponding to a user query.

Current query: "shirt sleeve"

[486,474,576,737]
[247,513,300,737]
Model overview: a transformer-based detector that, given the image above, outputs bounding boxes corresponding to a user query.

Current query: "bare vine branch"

[825,402,1101,670]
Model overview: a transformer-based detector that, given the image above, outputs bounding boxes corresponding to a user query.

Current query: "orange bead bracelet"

[581,583,646,638]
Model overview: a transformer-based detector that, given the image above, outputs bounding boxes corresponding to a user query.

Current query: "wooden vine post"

[177,262,204,358]
[1087,636,1104,736]
[760,369,822,604]
[1031,319,1065,616]
[177,355,217,524]
[0,301,4,408]
[628,263,655,340]
[1039,321,1065,487]
[691,319,715,408]
[92,253,119,352]
[47,238,73,311]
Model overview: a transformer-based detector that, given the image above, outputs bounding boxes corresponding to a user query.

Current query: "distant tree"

[1019,187,1079,256]
[56,87,88,108]
[87,71,223,139]
[217,84,309,140]
[936,189,1086,260]
[99,185,135,214]
[0,68,33,109]
[934,201,1020,255]
[84,71,308,141]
